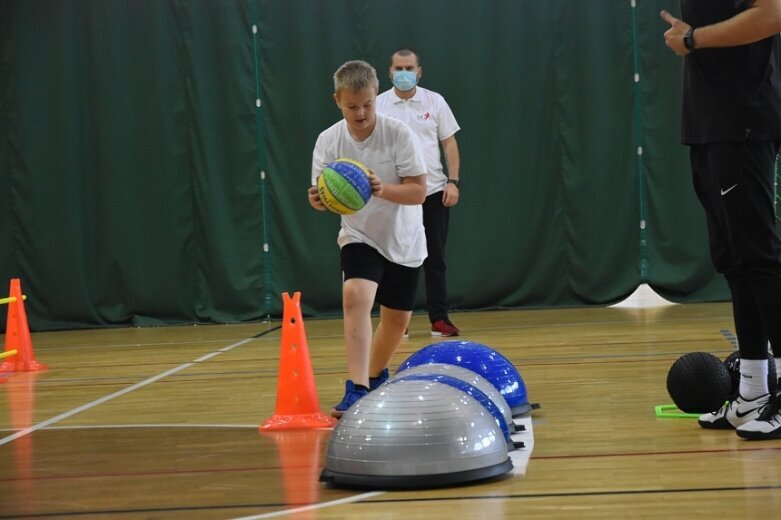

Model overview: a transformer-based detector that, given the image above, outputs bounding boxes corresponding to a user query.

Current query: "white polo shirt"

[376,86,460,196]
[312,113,428,268]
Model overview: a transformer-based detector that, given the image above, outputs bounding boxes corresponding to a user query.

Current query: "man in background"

[377,48,462,337]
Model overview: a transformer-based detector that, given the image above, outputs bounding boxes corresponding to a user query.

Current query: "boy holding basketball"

[307,60,428,418]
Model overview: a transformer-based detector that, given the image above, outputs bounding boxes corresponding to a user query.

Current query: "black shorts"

[690,141,781,276]
[340,243,421,311]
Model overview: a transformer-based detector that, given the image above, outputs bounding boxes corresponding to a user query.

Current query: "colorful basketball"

[317,158,372,215]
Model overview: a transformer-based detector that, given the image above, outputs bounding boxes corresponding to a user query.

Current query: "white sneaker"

[736,394,781,440]
[698,393,770,429]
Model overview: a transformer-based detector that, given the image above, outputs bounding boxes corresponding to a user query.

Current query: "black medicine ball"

[666,352,733,414]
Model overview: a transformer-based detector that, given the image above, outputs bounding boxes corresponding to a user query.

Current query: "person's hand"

[661,10,692,56]
[442,182,459,207]
[308,184,326,211]
[368,171,384,198]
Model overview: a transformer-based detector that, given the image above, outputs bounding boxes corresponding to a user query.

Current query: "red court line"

[531,445,781,460]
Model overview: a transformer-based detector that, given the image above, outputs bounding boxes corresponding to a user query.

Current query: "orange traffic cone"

[259,292,335,430]
[1,279,47,372]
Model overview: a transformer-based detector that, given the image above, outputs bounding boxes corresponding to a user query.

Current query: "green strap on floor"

[654,404,700,419]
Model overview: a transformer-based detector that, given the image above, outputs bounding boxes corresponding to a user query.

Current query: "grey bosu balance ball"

[392,362,519,445]
[320,379,513,489]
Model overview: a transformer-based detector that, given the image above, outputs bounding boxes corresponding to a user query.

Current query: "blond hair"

[334,60,379,95]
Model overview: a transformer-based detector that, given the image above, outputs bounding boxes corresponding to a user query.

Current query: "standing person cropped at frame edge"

[376,48,462,338]
[661,0,781,439]
[308,60,428,418]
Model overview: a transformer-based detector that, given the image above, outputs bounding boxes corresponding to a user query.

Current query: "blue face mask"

[392,70,418,92]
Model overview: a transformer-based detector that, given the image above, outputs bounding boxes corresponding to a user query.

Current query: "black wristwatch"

[683,27,697,51]
[447,178,460,188]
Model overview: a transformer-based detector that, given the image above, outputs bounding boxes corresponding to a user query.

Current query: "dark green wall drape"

[0,0,727,331]
[1,0,264,328]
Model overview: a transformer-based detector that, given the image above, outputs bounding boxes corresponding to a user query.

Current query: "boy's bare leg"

[370,305,412,377]
[342,278,378,388]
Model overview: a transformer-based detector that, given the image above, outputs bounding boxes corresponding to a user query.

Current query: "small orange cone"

[1,279,47,373]
[259,292,335,430]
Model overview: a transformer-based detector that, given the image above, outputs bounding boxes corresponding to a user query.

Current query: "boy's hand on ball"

[369,173,383,197]
[308,185,326,211]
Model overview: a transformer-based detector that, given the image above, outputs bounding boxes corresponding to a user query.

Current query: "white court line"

[229,491,385,520]
[0,337,257,447]
[509,414,534,476]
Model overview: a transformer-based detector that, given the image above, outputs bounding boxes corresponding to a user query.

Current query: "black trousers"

[690,141,781,360]
[422,191,450,323]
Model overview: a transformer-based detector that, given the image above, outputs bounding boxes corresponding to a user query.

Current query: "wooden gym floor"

[1,302,781,519]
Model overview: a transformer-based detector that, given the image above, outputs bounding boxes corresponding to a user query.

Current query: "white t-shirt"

[376,86,460,196]
[312,113,428,268]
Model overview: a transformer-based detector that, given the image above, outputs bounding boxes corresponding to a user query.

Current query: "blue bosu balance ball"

[397,340,532,416]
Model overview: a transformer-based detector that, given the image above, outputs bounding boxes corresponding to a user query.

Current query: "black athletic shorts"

[690,140,781,275]
[340,243,420,311]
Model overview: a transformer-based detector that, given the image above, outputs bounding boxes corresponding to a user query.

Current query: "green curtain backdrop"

[1,0,264,329]
[0,0,726,331]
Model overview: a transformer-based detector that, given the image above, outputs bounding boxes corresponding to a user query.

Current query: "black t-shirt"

[680,0,781,144]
